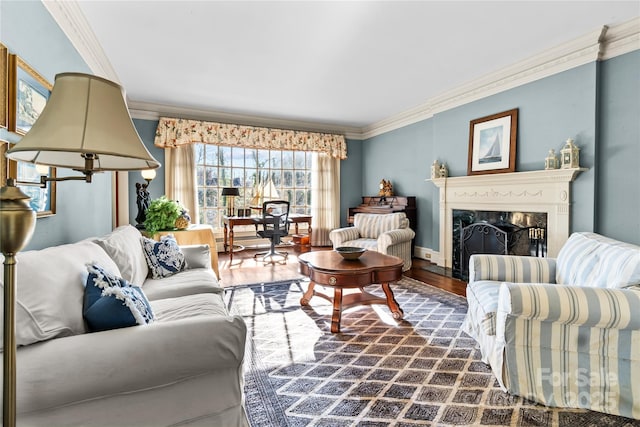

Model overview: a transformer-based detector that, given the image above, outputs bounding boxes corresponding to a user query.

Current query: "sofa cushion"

[151,293,229,321]
[353,213,407,239]
[556,232,640,289]
[143,268,223,301]
[0,241,120,349]
[83,264,154,332]
[95,225,149,286]
[339,238,378,251]
[141,235,186,279]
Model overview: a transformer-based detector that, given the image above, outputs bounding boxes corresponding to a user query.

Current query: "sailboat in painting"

[480,133,502,164]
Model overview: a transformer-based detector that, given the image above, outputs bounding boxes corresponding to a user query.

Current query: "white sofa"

[329,212,415,271]
[0,225,248,427]
[462,232,640,419]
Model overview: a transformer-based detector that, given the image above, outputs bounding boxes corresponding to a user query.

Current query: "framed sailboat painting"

[468,108,518,175]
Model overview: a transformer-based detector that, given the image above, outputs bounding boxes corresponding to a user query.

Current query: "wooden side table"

[154,224,220,280]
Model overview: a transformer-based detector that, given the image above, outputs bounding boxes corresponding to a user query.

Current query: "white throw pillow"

[0,241,121,349]
[95,225,149,286]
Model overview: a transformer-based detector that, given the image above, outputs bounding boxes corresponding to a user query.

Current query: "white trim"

[48,5,639,140]
[42,0,120,82]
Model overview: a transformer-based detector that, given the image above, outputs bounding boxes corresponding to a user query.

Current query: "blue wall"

[597,51,640,243]
[1,0,112,250]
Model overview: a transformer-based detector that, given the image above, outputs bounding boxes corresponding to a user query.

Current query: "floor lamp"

[1,72,160,426]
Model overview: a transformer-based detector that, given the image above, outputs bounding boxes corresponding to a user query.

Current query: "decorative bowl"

[335,246,366,260]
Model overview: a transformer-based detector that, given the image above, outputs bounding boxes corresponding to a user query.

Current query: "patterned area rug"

[225,277,639,426]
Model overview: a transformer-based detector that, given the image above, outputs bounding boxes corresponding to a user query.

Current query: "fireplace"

[452,209,547,280]
[429,168,585,270]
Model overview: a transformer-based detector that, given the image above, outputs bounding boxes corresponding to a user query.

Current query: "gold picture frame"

[1,140,8,185]
[6,142,57,218]
[8,53,52,135]
[468,108,518,176]
[0,43,7,129]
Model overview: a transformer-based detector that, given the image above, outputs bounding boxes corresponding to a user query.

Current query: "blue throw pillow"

[84,264,154,332]
[141,235,186,279]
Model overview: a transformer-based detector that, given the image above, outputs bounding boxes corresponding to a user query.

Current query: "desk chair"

[253,200,290,264]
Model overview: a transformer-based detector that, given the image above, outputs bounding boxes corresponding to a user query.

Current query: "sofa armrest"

[377,228,415,252]
[329,227,361,248]
[181,244,211,270]
[469,254,557,284]
[14,315,247,413]
[498,282,640,330]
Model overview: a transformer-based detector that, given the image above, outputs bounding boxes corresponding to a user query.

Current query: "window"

[195,144,313,229]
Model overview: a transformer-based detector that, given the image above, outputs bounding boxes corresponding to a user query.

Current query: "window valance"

[154,117,347,159]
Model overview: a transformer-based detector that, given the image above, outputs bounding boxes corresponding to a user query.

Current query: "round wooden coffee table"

[298,250,404,333]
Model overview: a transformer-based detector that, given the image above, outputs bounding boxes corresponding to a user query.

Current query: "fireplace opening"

[453,210,547,280]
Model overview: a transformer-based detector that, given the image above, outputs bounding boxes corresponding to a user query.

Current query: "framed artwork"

[7,145,57,217]
[7,54,52,135]
[467,108,518,176]
[0,43,7,129]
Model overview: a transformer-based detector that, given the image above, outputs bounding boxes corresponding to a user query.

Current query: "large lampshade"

[6,72,160,171]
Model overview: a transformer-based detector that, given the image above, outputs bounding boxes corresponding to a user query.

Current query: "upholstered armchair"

[329,212,415,271]
[462,232,640,419]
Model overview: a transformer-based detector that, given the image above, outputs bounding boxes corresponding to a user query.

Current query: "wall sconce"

[135,169,156,229]
[1,72,160,427]
[222,187,240,217]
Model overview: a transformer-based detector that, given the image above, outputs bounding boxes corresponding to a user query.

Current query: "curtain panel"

[154,117,347,159]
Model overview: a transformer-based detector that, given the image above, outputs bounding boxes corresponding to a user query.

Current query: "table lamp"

[222,187,240,216]
[1,72,160,427]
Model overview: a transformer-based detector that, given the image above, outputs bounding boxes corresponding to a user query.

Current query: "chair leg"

[254,236,288,265]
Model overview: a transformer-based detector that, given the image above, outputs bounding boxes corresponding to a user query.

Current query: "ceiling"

[48,1,639,136]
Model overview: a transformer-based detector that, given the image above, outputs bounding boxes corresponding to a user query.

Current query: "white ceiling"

[50,1,639,135]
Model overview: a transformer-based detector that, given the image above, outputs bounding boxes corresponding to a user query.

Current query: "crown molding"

[42,0,119,82]
[128,101,363,138]
[46,3,638,141]
[362,18,639,139]
[600,17,640,60]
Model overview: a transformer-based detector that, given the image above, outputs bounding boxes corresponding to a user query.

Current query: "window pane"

[195,143,312,229]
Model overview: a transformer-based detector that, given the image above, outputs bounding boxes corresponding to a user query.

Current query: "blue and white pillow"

[83,264,154,332]
[141,235,186,279]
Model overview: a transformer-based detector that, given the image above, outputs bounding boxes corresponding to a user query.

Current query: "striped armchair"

[329,212,415,271]
[462,232,640,419]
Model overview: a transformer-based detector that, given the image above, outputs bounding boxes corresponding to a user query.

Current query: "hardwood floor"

[217,246,467,297]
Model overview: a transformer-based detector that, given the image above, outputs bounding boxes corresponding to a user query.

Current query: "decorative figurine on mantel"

[560,138,580,169]
[379,179,394,197]
[439,162,449,178]
[544,149,560,170]
[431,160,441,179]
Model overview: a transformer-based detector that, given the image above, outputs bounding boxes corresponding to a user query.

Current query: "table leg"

[331,287,343,333]
[229,226,235,262]
[381,282,404,320]
[300,282,316,305]
[223,224,229,253]
[308,219,312,246]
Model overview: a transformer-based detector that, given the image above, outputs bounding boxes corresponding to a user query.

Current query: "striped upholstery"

[498,282,640,418]
[329,213,415,271]
[469,255,556,284]
[463,232,640,419]
[353,213,408,239]
[556,232,640,288]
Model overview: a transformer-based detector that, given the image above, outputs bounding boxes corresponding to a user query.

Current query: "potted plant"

[143,196,183,235]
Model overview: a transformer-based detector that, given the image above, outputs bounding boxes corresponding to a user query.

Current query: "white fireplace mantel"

[428,168,586,268]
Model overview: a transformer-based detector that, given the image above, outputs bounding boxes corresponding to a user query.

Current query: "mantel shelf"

[426,168,587,188]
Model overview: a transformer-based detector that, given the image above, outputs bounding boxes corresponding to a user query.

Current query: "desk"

[154,224,220,280]
[223,214,312,263]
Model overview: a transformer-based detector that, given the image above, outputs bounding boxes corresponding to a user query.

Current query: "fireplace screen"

[453,210,546,280]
